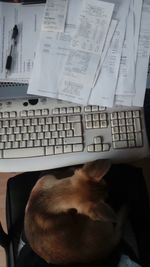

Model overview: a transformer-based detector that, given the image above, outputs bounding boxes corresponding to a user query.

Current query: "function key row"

[52,106,81,114]
[84,105,106,112]
[0,111,17,119]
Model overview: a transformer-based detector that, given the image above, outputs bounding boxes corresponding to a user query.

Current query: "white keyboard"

[0,97,149,172]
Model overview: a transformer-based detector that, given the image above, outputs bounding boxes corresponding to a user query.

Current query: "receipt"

[132,0,150,106]
[89,0,131,107]
[115,0,150,107]
[58,50,100,105]
[93,19,118,87]
[115,0,143,97]
[42,0,69,32]
[71,0,114,54]
[115,0,135,96]
[28,0,83,98]
[57,0,114,105]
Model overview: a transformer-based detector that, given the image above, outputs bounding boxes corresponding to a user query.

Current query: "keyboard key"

[99,113,107,120]
[112,134,119,141]
[67,115,81,122]
[100,120,107,128]
[125,111,132,118]
[132,110,140,118]
[52,108,59,115]
[46,146,54,155]
[94,144,102,152]
[135,133,143,147]
[93,136,102,144]
[93,121,100,129]
[54,146,63,154]
[118,112,125,119]
[111,112,118,120]
[113,141,128,149]
[60,107,67,114]
[120,133,127,141]
[41,140,48,147]
[84,106,92,112]
[64,144,72,153]
[111,119,118,127]
[85,121,93,129]
[71,122,82,136]
[3,147,45,158]
[133,118,141,132]
[87,144,94,152]
[102,143,110,151]
[128,140,136,148]
[92,105,99,112]
[28,110,34,116]
[34,140,41,147]
[2,112,9,118]
[63,137,82,145]
[41,109,49,116]
[20,110,27,117]
[67,107,74,113]
[35,109,42,116]
[74,106,81,113]
[10,111,17,118]
[73,144,83,152]
[38,118,45,125]
[85,114,92,121]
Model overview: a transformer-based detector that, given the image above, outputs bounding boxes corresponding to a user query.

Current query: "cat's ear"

[89,201,117,223]
[76,160,111,182]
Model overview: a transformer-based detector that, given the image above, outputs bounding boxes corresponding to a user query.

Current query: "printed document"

[57,0,114,105]
[115,0,150,107]
[93,19,118,87]
[42,0,68,32]
[28,0,82,98]
[115,0,143,97]
[89,0,131,107]
[132,0,150,106]
[71,0,114,54]
[28,0,114,105]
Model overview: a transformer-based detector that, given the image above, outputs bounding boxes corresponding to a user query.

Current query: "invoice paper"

[115,0,143,97]
[58,0,114,105]
[42,0,68,32]
[28,0,114,105]
[89,0,131,107]
[115,0,150,107]
[132,0,150,106]
[28,0,82,99]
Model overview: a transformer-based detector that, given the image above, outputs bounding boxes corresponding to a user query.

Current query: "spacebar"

[3,148,45,158]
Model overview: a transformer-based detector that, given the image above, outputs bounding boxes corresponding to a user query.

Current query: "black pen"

[5,24,19,75]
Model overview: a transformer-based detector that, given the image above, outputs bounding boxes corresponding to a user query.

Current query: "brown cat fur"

[24,160,126,265]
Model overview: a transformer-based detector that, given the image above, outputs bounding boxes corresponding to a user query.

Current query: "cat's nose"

[68,208,78,215]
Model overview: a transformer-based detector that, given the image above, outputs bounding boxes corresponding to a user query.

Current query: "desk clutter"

[0,0,150,108]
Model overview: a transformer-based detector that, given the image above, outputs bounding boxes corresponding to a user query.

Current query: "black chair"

[0,164,150,267]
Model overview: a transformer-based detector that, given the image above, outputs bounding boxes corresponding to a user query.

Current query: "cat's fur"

[25,160,126,265]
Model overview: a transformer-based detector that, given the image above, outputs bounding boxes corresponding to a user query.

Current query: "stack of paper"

[3,0,149,108]
[0,2,44,83]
